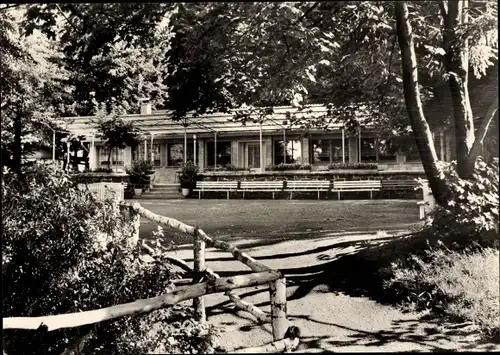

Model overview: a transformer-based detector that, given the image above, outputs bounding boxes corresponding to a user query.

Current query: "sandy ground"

[166,231,500,353]
[133,199,499,352]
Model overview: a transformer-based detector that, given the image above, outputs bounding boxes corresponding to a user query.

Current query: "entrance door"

[246,143,260,169]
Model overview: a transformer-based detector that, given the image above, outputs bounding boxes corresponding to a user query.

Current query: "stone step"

[136,194,183,200]
[154,183,180,187]
[148,187,179,194]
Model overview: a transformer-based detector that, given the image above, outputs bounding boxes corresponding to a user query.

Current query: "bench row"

[194,180,419,200]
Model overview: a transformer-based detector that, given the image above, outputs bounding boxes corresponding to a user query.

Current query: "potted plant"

[179,161,199,197]
[126,160,151,197]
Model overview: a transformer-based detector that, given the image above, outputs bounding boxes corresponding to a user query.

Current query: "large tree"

[0,5,66,176]
[22,3,174,116]
[22,1,498,205]
[394,0,497,205]
[164,1,497,206]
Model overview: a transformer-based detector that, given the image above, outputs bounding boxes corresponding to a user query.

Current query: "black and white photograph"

[1,1,499,353]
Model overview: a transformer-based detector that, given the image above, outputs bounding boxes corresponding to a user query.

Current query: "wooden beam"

[226,292,271,324]
[270,278,287,341]
[193,230,206,322]
[234,337,299,353]
[125,202,272,273]
[3,271,280,331]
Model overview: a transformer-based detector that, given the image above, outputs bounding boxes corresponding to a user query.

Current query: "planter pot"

[134,188,143,197]
[181,188,190,197]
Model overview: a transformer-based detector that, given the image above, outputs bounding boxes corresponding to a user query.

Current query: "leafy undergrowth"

[2,164,223,354]
[99,305,226,354]
[385,244,499,341]
[383,160,499,341]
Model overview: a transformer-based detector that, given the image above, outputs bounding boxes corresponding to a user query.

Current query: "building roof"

[53,104,375,139]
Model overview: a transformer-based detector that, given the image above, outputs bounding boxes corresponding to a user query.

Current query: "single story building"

[54,104,433,183]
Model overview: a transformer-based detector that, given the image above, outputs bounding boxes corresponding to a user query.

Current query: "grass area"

[386,246,500,340]
[137,199,420,244]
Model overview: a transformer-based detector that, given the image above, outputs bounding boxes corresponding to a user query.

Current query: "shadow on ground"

[206,230,500,349]
[292,316,498,352]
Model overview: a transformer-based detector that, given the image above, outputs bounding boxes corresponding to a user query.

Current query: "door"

[246,143,260,169]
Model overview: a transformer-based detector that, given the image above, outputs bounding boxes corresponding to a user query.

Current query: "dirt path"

[167,230,500,352]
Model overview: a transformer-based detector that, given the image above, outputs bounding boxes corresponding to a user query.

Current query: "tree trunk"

[467,98,498,167]
[441,0,476,178]
[394,2,451,207]
[12,110,23,177]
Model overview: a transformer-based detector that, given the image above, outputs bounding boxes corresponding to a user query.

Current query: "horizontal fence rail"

[4,202,301,353]
[3,271,280,332]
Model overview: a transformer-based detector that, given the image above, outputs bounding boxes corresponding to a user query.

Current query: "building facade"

[57,104,430,183]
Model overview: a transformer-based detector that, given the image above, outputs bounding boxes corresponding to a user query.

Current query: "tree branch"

[467,97,498,165]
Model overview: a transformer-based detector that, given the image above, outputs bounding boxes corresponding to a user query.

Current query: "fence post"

[131,206,140,241]
[270,277,287,341]
[193,228,206,322]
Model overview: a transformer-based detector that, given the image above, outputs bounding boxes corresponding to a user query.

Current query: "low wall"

[200,170,426,182]
[78,182,125,201]
[73,172,130,184]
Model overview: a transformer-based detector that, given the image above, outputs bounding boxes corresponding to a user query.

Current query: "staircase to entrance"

[137,183,181,200]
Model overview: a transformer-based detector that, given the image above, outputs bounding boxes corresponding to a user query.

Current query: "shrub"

[111,306,225,354]
[420,158,499,247]
[179,161,199,188]
[92,167,113,173]
[126,160,153,187]
[266,163,312,171]
[328,162,378,170]
[385,245,499,338]
[2,164,218,354]
[205,164,249,172]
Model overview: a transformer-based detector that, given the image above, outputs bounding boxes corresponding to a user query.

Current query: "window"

[247,143,260,169]
[274,139,302,164]
[311,140,330,163]
[331,139,347,162]
[377,139,397,162]
[151,144,161,166]
[135,143,161,166]
[360,138,377,162]
[311,139,348,163]
[168,143,194,166]
[98,146,124,166]
[206,141,231,167]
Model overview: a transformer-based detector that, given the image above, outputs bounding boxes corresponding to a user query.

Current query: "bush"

[112,306,224,354]
[328,162,378,170]
[205,164,249,172]
[126,160,153,187]
[92,167,113,173]
[2,164,218,354]
[179,161,199,188]
[420,158,499,247]
[266,163,312,171]
[386,245,499,338]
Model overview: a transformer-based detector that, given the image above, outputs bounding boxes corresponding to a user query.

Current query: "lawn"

[137,199,421,246]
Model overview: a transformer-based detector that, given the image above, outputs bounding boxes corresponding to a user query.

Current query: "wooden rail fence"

[3,202,300,353]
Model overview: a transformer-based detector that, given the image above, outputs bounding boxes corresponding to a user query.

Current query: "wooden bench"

[194,181,239,199]
[333,180,382,200]
[381,180,419,198]
[285,180,331,200]
[381,180,419,191]
[239,181,284,199]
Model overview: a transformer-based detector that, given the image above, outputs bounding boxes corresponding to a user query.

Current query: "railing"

[3,202,300,353]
